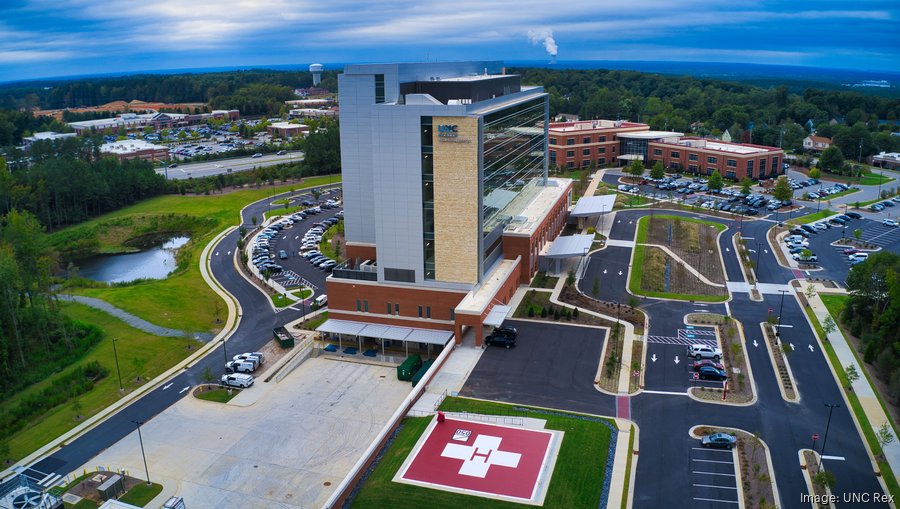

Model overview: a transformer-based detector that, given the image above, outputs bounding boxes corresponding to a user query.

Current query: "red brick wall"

[648,142,785,180]
[345,243,376,261]
[325,279,467,324]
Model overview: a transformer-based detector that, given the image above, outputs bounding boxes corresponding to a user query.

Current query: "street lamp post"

[132,420,152,486]
[776,289,789,345]
[818,403,841,470]
[755,242,763,285]
[112,337,123,391]
[615,302,623,382]
[222,338,229,367]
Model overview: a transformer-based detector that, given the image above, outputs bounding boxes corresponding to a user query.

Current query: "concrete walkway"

[59,294,214,341]
[726,281,793,294]
[805,285,900,482]
[408,328,486,415]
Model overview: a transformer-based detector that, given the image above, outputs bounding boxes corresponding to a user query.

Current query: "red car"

[692,360,725,372]
[843,248,860,255]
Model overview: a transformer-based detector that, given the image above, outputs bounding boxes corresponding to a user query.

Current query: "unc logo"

[437,125,458,133]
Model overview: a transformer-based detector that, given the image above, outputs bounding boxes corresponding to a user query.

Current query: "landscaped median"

[348,397,621,509]
[787,209,836,225]
[685,314,756,405]
[629,214,729,302]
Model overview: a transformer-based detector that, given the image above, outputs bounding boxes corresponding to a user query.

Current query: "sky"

[0,0,898,83]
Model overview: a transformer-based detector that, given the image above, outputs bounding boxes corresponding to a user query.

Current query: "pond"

[76,236,190,283]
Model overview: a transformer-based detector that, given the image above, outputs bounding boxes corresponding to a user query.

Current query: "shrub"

[527,307,535,318]
[540,307,548,318]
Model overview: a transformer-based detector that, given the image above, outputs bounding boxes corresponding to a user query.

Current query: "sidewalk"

[408,328,485,415]
[806,286,900,481]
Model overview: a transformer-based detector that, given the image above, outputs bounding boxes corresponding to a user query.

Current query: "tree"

[813,471,837,490]
[740,177,753,195]
[312,188,322,201]
[650,161,666,180]
[202,365,215,384]
[809,168,821,180]
[804,284,817,301]
[822,315,837,336]
[845,364,860,388]
[628,159,645,181]
[251,216,258,226]
[772,177,793,203]
[853,228,862,241]
[819,145,845,172]
[708,171,724,192]
[877,422,895,451]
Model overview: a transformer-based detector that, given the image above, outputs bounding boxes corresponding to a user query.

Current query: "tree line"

[514,67,900,155]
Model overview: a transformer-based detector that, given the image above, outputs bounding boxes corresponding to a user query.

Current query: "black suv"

[493,325,518,339]
[485,333,516,348]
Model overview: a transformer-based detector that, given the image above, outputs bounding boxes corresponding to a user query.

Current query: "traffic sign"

[768,307,774,314]
[812,433,819,441]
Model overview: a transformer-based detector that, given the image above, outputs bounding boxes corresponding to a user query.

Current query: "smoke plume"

[527,28,558,57]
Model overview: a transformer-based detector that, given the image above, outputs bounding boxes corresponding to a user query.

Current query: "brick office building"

[646,137,785,180]
[548,120,650,170]
[320,61,573,348]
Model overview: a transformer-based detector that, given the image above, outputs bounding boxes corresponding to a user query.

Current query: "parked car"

[701,432,737,449]
[811,223,828,231]
[788,246,806,254]
[799,225,817,234]
[843,248,860,255]
[793,253,818,263]
[687,344,722,361]
[692,360,725,372]
[698,366,728,381]
[883,219,899,227]
[251,153,263,158]
[221,373,254,388]
[279,249,288,259]
[845,212,862,219]
[492,325,518,339]
[485,332,516,348]
[849,252,869,262]
[225,360,255,374]
[234,352,264,365]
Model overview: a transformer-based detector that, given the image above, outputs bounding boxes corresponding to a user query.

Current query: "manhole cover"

[324,481,331,487]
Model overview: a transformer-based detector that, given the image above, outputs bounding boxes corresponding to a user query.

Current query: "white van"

[315,294,328,307]
[849,252,869,262]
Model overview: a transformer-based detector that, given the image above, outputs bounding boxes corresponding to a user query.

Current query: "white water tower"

[309,63,324,86]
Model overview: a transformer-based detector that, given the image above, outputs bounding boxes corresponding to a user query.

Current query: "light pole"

[615,301,623,383]
[222,338,229,367]
[112,337,123,391]
[132,420,152,486]
[776,289,789,345]
[755,242,763,284]
[818,403,841,470]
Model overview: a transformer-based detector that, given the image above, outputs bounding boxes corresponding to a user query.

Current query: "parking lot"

[459,320,612,415]
[688,444,739,507]
[645,325,727,392]
[800,217,900,283]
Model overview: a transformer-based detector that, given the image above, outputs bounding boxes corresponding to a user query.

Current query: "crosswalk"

[648,328,718,346]
[21,467,64,488]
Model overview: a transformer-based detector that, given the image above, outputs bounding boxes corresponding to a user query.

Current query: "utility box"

[411,359,435,387]
[273,326,294,348]
[397,354,422,381]
[96,474,125,501]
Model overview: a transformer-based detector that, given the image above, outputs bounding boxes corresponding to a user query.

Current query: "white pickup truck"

[221,373,254,388]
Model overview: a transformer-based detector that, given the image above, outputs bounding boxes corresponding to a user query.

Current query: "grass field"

[119,482,163,507]
[514,289,553,318]
[820,294,848,320]
[195,388,237,403]
[819,171,896,186]
[5,302,194,462]
[802,305,900,502]
[272,288,312,308]
[56,176,340,333]
[350,397,614,509]
[788,209,836,225]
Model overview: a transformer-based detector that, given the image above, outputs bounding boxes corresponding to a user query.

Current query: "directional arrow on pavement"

[603,269,608,274]
[618,270,623,276]
[674,356,680,365]
[163,383,173,390]
[629,221,633,224]
[808,344,815,352]
[753,340,759,348]
[748,249,756,253]
[215,252,219,256]
[790,343,796,350]
[651,354,658,363]
[179,386,190,394]
[617,220,621,223]
[764,249,769,254]
[725,247,730,252]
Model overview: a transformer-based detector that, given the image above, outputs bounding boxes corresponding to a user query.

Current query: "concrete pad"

[78,358,410,509]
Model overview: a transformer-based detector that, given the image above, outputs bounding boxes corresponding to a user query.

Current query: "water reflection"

[76,236,190,283]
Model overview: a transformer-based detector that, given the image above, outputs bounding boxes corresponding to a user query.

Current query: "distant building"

[266,122,310,138]
[647,137,784,180]
[288,107,338,119]
[803,135,832,152]
[553,113,580,122]
[548,119,651,169]
[872,152,900,170]
[100,139,169,162]
[68,110,239,135]
[293,87,331,98]
[285,99,333,108]
[22,131,77,148]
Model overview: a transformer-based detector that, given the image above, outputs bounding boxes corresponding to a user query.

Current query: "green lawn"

[57,176,340,333]
[119,482,163,507]
[820,294,848,320]
[195,387,238,403]
[802,305,900,502]
[859,174,896,186]
[272,288,312,308]
[4,302,194,462]
[788,209,836,225]
[816,187,859,201]
[318,222,345,263]
[351,397,614,509]
[820,171,895,186]
[301,311,329,330]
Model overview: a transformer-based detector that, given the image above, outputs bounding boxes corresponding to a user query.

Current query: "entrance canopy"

[316,319,452,346]
[484,305,511,327]
[544,234,595,259]
[570,194,617,218]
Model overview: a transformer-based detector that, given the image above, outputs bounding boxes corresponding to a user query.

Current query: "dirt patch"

[640,247,728,298]
[559,284,646,330]
[696,426,777,509]
[597,325,625,393]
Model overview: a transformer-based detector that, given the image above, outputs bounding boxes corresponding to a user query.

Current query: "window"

[374,74,385,104]
[653,149,662,156]
[566,150,575,158]
[356,300,361,311]
[707,156,717,164]
[747,166,753,178]
[364,300,369,312]
[450,309,455,320]
[549,137,557,145]
[549,151,556,165]
[582,148,591,156]
[422,180,434,202]
[426,307,431,319]
[759,159,767,171]
[688,164,698,172]
[598,147,606,154]
[567,161,575,168]
[418,306,423,318]
[689,154,698,161]
[395,303,400,315]
[599,158,606,165]
[385,268,415,282]
[581,159,591,167]
[726,159,737,168]
[670,151,680,159]
[772,157,779,172]
[599,136,606,142]
[582,137,591,144]
[747,160,754,172]
[706,168,714,176]
[726,171,736,180]
[566,138,575,145]
[386,303,392,314]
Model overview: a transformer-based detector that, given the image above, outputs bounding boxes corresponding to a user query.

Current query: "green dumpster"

[397,354,422,381]
[273,326,294,348]
[411,359,435,387]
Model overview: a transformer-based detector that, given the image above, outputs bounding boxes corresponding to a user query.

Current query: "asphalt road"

[22,182,340,486]
[464,205,891,508]
[155,151,305,180]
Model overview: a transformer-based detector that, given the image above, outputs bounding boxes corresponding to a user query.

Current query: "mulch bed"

[559,285,645,329]
[688,316,753,404]
[641,247,728,298]
[696,426,777,509]
[646,216,725,284]
[762,323,797,400]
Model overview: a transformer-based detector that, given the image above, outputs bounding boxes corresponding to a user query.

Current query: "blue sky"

[0,0,897,82]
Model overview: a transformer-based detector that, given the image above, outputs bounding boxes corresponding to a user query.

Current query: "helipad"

[395,416,562,505]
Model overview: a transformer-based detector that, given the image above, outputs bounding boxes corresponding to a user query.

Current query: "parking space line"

[692,471,735,476]
[641,389,688,396]
[693,484,737,490]
[692,459,733,464]
[691,447,732,452]
[693,497,739,504]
